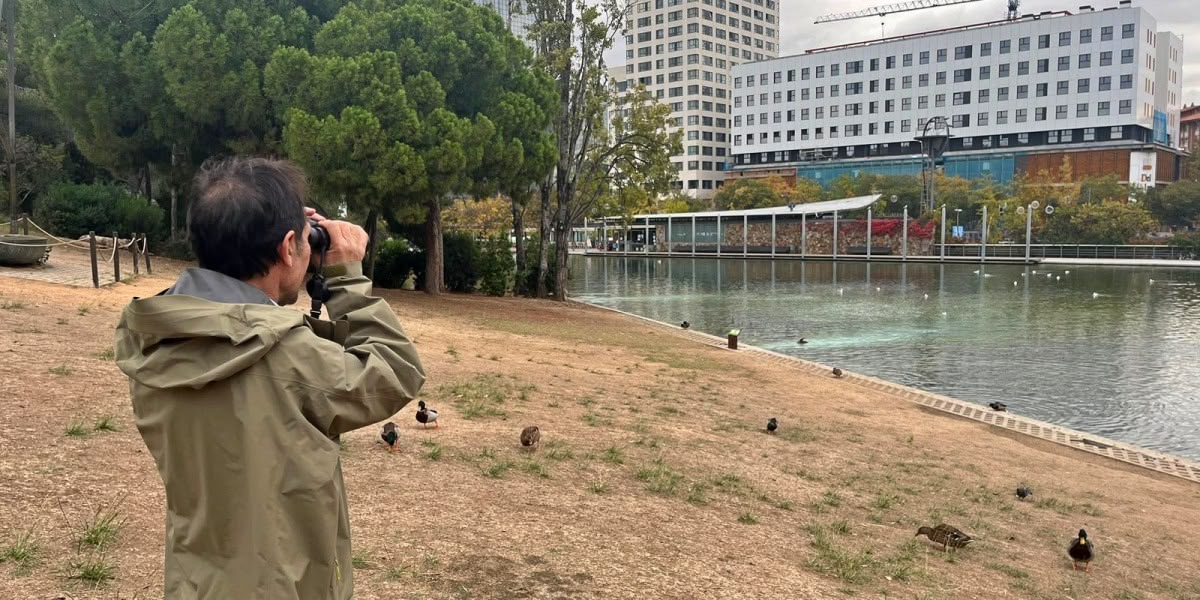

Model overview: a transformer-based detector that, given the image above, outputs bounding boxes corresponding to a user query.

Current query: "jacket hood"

[115,268,304,390]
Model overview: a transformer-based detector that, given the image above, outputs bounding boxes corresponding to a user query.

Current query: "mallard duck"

[916,524,973,552]
[680,321,690,329]
[766,417,778,434]
[416,400,439,429]
[520,425,541,449]
[1068,529,1094,572]
[988,402,1007,412]
[832,367,844,378]
[1015,486,1033,501]
[380,422,398,452]
[797,338,808,344]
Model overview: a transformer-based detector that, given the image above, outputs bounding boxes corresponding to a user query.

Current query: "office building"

[616,0,781,198]
[475,0,536,45]
[1181,103,1200,152]
[729,1,1185,189]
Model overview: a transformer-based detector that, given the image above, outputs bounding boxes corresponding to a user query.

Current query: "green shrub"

[34,183,164,242]
[157,238,196,262]
[477,237,514,296]
[519,236,557,297]
[443,232,480,293]
[1168,231,1200,257]
[373,238,425,289]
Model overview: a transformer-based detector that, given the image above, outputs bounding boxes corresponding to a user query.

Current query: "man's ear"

[279,230,297,267]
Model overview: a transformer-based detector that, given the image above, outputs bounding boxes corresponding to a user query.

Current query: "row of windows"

[678,160,725,171]
[732,126,1143,167]
[733,78,1139,124]
[732,22,1138,86]
[630,11,776,36]
[635,0,777,22]
[629,25,775,53]
[629,36,770,62]
[629,51,731,70]
[732,102,1135,146]
[683,145,729,156]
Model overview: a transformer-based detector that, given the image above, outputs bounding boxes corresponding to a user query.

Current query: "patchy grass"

[77,306,90,316]
[521,460,549,479]
[92,415,118,433]
[986,561,1030,579]
[445,346,459,359]
[686,482,710,505]
[79,509,123,550]
[544,441,575,461]
[67,555,115,586]
[352,553,373,570]
[1,530,39,573]
[712,473,746,495]
[656,406,682,417]
[635,459,683,496]
[385,565,412,580]
[805,524,874,585]
[48,364,73,376]
[1035,496,1104,517]
[0,299,26,310]
[602,446,625,465]
[481,460,515,479]
[737,512,758,524]
[871,493,900,511]
[95,348,115,361]
[441,374,527,420]
[65,421,90,438]
[421,440,443,461]
[588,479,610,495]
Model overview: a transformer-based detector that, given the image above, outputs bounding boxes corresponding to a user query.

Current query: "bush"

[443,232,480,293]
[34,183,164,241]
[157,238,196,261]
[477,237,514,296]
[519,236,557,297]
[1168,232,1200,257]
[374,238,425,289]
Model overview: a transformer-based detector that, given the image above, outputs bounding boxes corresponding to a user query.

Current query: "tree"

[791,177,825,204]
[527,0,679,300]
[590,85,682,229]
[269,0,553,294]
[1147,181,1200,229]
[444,196,513,236]
[712,177,778,210]
[0,134,64,215]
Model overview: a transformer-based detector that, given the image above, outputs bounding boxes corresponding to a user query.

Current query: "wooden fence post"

[112,231,121,283]
[20,214,29,234]
[143,234,152,274]
[89,232,99,289]
[131,233,140,276]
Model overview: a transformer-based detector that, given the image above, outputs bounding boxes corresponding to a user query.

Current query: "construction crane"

[815,0,985,38]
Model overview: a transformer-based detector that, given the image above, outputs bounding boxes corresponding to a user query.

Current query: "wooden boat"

[0,234,51,266]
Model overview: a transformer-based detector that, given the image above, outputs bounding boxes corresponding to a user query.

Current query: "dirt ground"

[1,248,1199,600]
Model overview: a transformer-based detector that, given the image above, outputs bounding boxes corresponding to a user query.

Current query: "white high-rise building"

[729,1,1185,189]
[475,0,536,45]
[616,0,780,199]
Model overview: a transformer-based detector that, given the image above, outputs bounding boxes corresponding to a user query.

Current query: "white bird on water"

[1046,273,1053,279]
[983,274,993,278]
[1013,281,1018,286]
[1020,273,1027,277]
[1056,276,1061,281]
[1092,292,1100,298]
[1032,270,1038,274]
[973,269,980,274]
[838,288,844,295]
[1064,270,1071,274]
[1149,278,1156,284]
[876,287,881,292]
[941,311,948,317]
[923,293,929,300]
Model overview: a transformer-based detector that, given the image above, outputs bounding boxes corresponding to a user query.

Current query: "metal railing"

[934,244,1193,260]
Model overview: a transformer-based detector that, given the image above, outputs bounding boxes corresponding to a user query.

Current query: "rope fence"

[2,215,153,288]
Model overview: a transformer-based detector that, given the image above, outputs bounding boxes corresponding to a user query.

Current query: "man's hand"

[306,209,368,267]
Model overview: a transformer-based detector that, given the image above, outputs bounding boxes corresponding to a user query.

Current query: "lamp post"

[1019,201,1054,262]
[954,208,962,227]
[915,116,952,215]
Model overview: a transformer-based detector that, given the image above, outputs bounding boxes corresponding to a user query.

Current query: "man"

[114,156,426,599]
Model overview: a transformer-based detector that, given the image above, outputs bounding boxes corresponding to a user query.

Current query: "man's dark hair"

[188,156,309,281]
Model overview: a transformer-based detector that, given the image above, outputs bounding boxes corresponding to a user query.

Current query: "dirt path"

[1,267,1198,599]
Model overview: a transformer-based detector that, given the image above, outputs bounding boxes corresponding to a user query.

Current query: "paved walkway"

[578,300,1200,485]
[0,244,129,287]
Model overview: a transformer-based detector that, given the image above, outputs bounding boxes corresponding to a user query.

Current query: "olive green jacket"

[114,263,425,599]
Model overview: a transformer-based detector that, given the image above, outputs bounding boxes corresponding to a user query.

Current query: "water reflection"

[572,256,1200,460]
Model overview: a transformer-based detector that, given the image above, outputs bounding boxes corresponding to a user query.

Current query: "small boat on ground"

[0,234,51,266]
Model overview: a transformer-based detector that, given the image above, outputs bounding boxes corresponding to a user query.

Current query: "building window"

[1038,34,1050,49]
[935,94,945,108]
[786,110,794,121]
[919,74,929,87]
[999,63,1010,77]
[979,66,990,80]
[1121,49,1134,64]
[1077,103,1088,118]
[885,78,895,91]
[1100,51,1112,66]
[954,45,972,60]
[1101,26,1113,41]
[1018,61,1029,76]
[1062,130,1073,143]
[936,71,946,85]
[901,119,911,132]
[1077,78,1090,93]
[997,87,1009,101]
[1120,74,1132,89]
[1057,81,1069,95]
[918,95,928,109]
[786,90,795,102]
[919,50,930,65]
[1036,83,1047,97]
[1034,107,1046,121]
[996,110,1008,125]
[1111,125,1123,138]
[980,42,992,56]
[1098,76,1111,91]
[1037,59,1049,73]
[1057,56,1070,71]
[1019,37,1030,51]
[787,130,795,141]
[962,137,973,148]
[1097,101,1110,116]
[1018,132,1029,144]
[902,97,912,110]
[1055,105,1067,119]
[870,58,880,71]
[977,112,989,126]
[1083,127,1095,141]
[1059,31,1071,46]
[1080,28,1092,44]
[979,89,990,103]
[1119,100,1131,114]
[1048,130,1059,143]
[954,69,972,83]
[1078,53,1091,68]
[801,67,810,80]
[937,48,947,62]
[953,91,971,105]
[951,114,969,128]
[787,69,795,82]
[1122,23,1134,39]
[886,56,896,69]
[903,53,913,67]
[1000,39,1011,54]
[1017,85,1028,99]
[902,75,912,89]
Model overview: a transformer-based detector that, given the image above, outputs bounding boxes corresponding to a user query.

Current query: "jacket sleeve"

[299,262,426,437]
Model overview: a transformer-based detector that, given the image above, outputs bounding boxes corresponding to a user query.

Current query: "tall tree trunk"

[536,183,551,298]
[512,196,527,296]
[169,146,178,240]
[553,202,570,301]
[425,198,444,295]
[363,209,379,279]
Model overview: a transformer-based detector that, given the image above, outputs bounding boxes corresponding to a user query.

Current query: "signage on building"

[1128,151,1157,190]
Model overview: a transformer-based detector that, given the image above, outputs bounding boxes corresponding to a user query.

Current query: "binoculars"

[308,220,329,255]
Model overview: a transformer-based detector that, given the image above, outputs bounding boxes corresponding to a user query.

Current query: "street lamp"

[914,116,952,214]
[954,208,962,227]
[1017,201,1055,262]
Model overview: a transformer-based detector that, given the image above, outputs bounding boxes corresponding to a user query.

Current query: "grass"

[445,346,459,359]
[737,512,758,524]
[68,555,115,586]
[871,493,900,510]
[65,421,90,437]
[656,406,682,416]
[95,348,115,361]
[635,459,684,496]
[352,553,372,570]
[773,499,794,511]
[80,509,123,550]
[442,374,521,420]
[686,482,710,505]
[588,479,610,495]
[1,530,39,572]
[77,306,90,316]
[481,460,515,479]
[544,442,575,461]
[421,440,443,461]
[0,299,26,310]
[712,473,745,495]
[602,446,625,465]
[385,565,412,580]
[986,561,1030,579]
[521,460,549,478]
[49,364,74,376]
[1035,496,1104,517]
[820,490,843,508]
[805,524,875,585]
[93,415,118,433]
[829,519,851,534]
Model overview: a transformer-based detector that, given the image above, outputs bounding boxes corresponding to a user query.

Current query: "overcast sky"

[609,0,1199,105]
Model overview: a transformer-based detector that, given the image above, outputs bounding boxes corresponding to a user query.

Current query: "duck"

[1068,529,1094,572]
[797,338,808,345]
[766,417,778,434]
[680,320,690,329]
[831,367,844,378]
[1015,486,1033,501]
[520,425,541,450]
[916,524,974,552]
[380,422,399,452]
[416,400,439,429]
[988,402,1007,412]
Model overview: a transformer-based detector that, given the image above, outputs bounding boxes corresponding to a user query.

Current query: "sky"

[608,0,1200,105]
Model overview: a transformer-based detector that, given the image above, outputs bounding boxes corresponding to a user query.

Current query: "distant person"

[114,156,426,599]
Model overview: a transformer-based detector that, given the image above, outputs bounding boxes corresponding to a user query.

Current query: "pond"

[568,256,1200,461]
